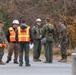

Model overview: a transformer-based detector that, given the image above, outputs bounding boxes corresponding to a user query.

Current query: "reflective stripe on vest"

[0,44,3,47]
[18,26,30,42]
[8,27,16,42]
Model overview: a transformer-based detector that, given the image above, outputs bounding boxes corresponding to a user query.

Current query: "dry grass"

[53,47,74,61]
[4,47,73,61]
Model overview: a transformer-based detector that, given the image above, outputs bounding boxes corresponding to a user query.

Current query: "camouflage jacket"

[32,25,43,40]
[42,23,55,41]
[0,28,6,44]
[59,24,68,43]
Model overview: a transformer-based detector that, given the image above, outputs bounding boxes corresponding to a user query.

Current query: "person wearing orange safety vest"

[0,21,7,65]
[6,20,19,64]
[16,19,33,67]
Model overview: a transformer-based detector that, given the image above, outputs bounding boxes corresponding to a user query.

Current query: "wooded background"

[0,0,76,48]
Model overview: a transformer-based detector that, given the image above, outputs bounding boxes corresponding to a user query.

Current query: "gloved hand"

[2,44,7,48]
[2,44,5,48]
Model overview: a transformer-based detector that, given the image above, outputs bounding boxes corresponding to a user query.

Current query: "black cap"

[21,18,25,23]
[46,18,50,22]
[59,19,64,23]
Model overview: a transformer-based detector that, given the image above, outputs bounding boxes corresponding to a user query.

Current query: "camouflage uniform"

[0,28,6,64]
[59,24,68,61]
[32,25,42,61]
[42,23,55,63]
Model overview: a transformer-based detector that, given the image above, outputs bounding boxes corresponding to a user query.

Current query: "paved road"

[0,53,71,75]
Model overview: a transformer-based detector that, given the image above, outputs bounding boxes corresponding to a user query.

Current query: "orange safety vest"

[8,27,16,42]
[0,44,7,48]
[18,26,30,42]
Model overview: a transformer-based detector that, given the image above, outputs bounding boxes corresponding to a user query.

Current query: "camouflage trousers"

[60,42,67,59]
[0,47,4,61]
[7,42,18,61]
[33,39,41,59]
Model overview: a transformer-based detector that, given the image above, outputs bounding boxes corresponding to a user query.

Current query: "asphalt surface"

[0,53,71,75]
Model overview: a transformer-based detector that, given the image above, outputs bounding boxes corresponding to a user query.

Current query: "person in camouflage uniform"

[32,18,42,62]
[0,22,6,65]
[58,19,68,62]
[42,18,55,63]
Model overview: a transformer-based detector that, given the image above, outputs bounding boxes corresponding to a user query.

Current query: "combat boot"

[0,61,5,65]
[33,59,38,62]
[14,61,18,64]
[6,58,11,63]
[44,61,49,63]
[37,59,41,61]
[14,60,18,64]
[19,64,23,66]
[61,59,67,62]
[58,58,64,62]
[26,63,31,67]
[44,61,52,63]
